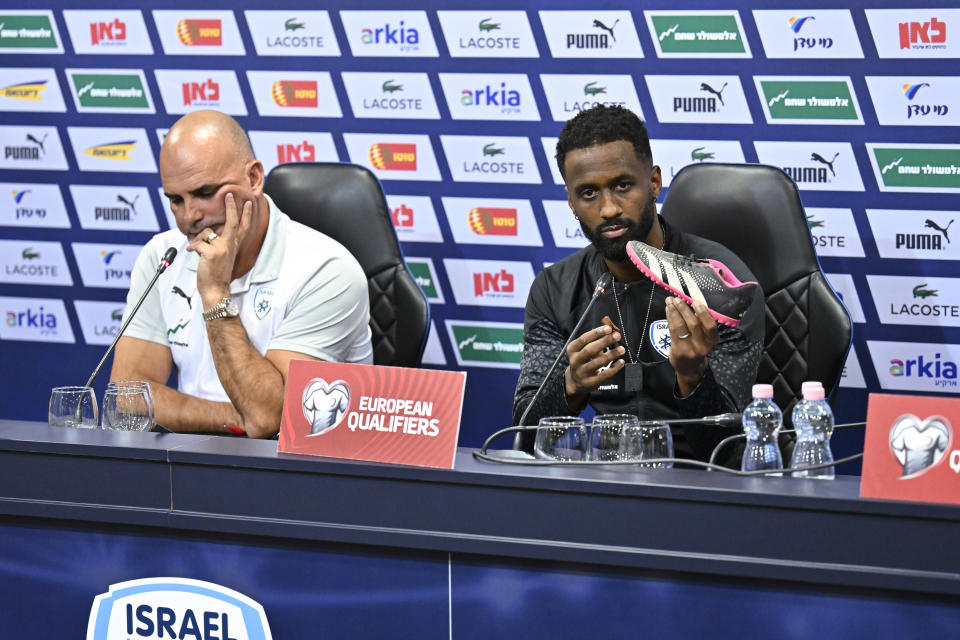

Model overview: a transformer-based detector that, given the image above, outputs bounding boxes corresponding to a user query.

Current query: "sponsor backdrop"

[1,1,959,460]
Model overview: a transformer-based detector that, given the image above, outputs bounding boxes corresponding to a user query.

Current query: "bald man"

[110,111,372,437]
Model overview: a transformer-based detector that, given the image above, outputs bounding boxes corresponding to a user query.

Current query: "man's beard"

[579,193,658,262]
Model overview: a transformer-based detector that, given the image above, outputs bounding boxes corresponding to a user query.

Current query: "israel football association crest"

[302,377,351,436]
[650,320,671,358]
[253,286,274,320]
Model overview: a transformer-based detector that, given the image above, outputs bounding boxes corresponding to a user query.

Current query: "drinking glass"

[107,380,154,418]
[621,423,674,468]
[534,416,587,461]
[102,385,154,432]
[589,414,639,461]
[49,386,98,429]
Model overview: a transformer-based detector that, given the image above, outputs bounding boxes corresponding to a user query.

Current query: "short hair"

[555,105,652,180]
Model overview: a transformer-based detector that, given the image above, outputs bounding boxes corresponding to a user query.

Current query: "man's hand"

[188,192,255,308]
[564,324,625,409]
[665,296,719,396]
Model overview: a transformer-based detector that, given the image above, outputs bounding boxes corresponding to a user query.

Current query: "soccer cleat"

[626,240,759,328]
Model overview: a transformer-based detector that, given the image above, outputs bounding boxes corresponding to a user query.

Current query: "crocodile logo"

[21,247,39,260]
[111,308,123,322]
[690,146,714,162]
[381,80,403,93]
[811,152,839,177]
[806,215,824,229]
[912,284,938,299]
[285,18,305,31]
[478,18,500,32]
[583,81,606,96]
[483,143,505,157]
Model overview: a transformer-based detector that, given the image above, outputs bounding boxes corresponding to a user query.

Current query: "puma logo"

[700,82,728,106]
[810,152,840,177]
[117,194,139,215]
[593,18,619,42]
[26,133,47,153]
[171,286,192,309]
[925,218,954,244]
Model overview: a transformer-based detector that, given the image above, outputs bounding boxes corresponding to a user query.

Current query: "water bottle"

[790,382,835,479]
[741,384,783,474]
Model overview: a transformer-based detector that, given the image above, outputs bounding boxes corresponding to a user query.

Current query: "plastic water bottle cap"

[801,381,823,393]
[752,384,774,398]
[803,387,825,401]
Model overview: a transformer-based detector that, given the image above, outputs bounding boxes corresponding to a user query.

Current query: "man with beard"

[512,105,764,462]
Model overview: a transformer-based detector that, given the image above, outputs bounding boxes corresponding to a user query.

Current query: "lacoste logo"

[171,286,192,309]
[26,133,47,153]
[479,18,500,32]
[111,308,123,322]
[691,146,714,162]
[117,194,138,214]
[593,18,619,42]
[913,283,938,299]
[811,152,839,176]
[166,318,189,336]
[881,157,902,174]
[659,24,679,41]
[285,18,305,31]
[22,247,39,260]
[925,218,953,243]
[806,215,824,229]
[382,79,403,93]
[584,81,606,96]
[700,82,728,106]
[483,143,504,156]
[458,334,477,350]
[77,81,96,98]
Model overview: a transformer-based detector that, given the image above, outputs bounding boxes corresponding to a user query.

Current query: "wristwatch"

[202,297,240,322]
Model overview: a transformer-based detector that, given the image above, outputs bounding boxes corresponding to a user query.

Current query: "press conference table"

[0,419,958,638]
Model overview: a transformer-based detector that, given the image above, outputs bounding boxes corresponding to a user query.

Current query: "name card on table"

[278,360,466,469]
[861,393,960,506]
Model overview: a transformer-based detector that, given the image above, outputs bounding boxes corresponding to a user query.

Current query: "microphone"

[83,247,177,389]
[514,273,612,446]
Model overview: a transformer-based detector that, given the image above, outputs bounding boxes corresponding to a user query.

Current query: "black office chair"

[265,162,430,367]
[660,163,852,419]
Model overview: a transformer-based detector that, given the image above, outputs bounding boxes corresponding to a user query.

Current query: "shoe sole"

[626,241,744,328]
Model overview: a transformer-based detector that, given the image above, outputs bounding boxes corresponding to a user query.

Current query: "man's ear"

[650,164,663,200]
[247,160,265,195]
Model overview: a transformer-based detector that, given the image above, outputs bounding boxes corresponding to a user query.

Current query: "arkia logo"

[176,19,222,46]
[889,353,958,388]
[270,80,318,107]
[899,17,946,50]
[277,140,315,163]
[302,377,350,435]
[473,268,514,296]
[460,82,521,111]
[368,143,417,171]
[567,17,618,49]
[90,18,126,45]
[1,80,48,101]
[889,414,951,477]
[87,577,273,640]
[468,207,517,235]
[182,79,219,106]
[361,21,419,48]
[390,203,413,227]
[674,81,727,113]
[5,306,56,330]
[896,218,953,250]
[5,132,46,160]
[85,140,136,161]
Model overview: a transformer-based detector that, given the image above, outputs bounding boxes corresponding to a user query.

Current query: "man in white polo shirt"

[110,110,372,438]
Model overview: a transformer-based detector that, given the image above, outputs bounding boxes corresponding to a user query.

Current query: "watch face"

[225,299,240,316]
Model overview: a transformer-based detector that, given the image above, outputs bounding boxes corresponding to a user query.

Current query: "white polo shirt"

[121,195,372,402]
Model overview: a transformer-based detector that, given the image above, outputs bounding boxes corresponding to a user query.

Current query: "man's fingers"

[567,325,611,355]
[221,192,240,241]
[237,197,255,240]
